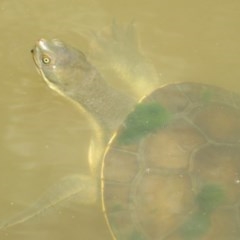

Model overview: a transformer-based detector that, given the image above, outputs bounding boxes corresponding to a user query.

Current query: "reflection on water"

[0,0,240,239]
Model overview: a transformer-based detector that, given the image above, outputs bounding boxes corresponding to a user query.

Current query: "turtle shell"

[101,82,240,240]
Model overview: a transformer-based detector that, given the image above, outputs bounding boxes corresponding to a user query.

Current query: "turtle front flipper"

[0,175,97,230]
[90,22,160,99]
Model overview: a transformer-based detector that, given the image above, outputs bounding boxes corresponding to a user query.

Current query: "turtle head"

[31,38,95,98]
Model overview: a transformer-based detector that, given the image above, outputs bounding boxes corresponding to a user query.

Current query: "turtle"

[1,36,240,240]
[0,25,160,230]
[102,82,240,240]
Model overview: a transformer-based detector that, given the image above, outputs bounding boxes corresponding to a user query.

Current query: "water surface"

[0,0,240,239]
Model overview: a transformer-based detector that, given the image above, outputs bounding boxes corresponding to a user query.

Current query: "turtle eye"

[42,55,51,64]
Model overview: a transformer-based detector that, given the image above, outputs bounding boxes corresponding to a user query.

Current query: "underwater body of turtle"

[1,27,240,239]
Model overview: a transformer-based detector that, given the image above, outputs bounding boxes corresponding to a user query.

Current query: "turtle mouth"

[31,47,40,69]
[30,46,46,79]
[30,48,37,64]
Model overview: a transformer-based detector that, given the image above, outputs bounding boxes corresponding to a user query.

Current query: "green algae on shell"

[117,102,171,145]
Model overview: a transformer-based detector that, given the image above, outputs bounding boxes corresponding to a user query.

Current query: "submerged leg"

[0,175,97,230]
[90,22,160,99]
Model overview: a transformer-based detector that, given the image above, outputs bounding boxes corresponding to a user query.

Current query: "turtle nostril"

[30,49,34,53]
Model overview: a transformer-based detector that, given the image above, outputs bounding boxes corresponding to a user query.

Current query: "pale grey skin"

[32,39,136,176]
[32,39,135,134]
[0,37,159,231]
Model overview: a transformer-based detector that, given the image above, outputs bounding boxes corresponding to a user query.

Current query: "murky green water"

[0,0,240,239]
